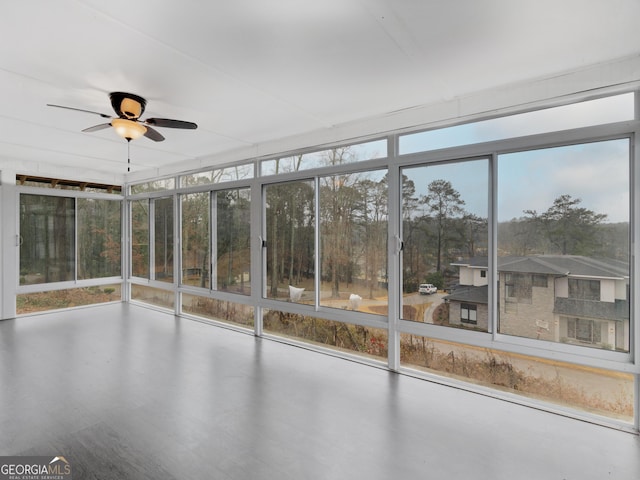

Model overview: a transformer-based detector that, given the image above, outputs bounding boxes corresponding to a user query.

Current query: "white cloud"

[498,139,629,223]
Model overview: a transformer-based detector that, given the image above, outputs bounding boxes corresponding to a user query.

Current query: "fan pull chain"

[127,138,131,172]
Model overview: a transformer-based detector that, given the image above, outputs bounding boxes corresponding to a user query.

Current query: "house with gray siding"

[446,255,629,351]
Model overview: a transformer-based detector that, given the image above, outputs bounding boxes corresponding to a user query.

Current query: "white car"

[419,283,437,295]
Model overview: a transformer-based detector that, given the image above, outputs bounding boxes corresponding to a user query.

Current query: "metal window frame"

[121,88,640,431]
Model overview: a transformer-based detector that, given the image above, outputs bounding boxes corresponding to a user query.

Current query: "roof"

[450,257,489,268]
[555,297,629,321]
[444,285,488,304]
[451,255,628,279]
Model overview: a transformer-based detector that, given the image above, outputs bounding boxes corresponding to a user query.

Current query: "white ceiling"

[1,0,639,183]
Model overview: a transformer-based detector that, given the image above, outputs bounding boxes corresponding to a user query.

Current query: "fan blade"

[82,123,111,133]
[144,118,197,129]
[144,126,165,142]
[47,104,112,119]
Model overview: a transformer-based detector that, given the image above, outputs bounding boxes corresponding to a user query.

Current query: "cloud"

[498,139,629,222]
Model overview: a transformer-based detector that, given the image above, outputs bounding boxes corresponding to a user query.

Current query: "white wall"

[473,269,488,287]
[0,169,17,319]
[600,279,616,303]
[615,279,628,301]
[458,267,474,286]
[555,277,568,298]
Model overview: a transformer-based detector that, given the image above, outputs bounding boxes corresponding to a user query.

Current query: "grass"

[17,286,120,314]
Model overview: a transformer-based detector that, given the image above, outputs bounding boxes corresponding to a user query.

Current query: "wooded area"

[20,195,121,285]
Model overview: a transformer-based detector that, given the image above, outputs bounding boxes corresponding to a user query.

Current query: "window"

[215,188,251,295]
[265,180,315,303]
[568,279,600,301]
[18,285,120,313]
[77,199,121,279]
[154,197,174,283]
[130,178,175,194]
[131,284,174,310]
[182,293,254,328]
[112,92,636,427]
[400,159,488,328]
[131,200,149,278]
[181,163,254,186]
[504,273,532,302]
[264,309,388,361]
[319,169,388,314]
[181,193,210,288]
[460,303,477,325]
[532,274,548,288]
[399,93,633,155]
[567,318,603,344]
[17,190,122,314]
[497,139,629,351]
[20,194,75,285]
[399,334,633,423]
[261,141,386,176]
[181,188,251,294]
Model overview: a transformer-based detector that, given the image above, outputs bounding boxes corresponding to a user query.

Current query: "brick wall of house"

[498,276,557,341]
[448,302,489,331]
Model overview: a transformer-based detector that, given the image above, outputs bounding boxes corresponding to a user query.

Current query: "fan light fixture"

[47,91,198,171]
[111,118,147,140]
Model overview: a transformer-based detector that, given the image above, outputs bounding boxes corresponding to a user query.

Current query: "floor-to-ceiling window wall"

[496,139,630,352]
[129,183,177,310]
[176,167,255,328]
[125,90,639,430]
[17,178,123,313]
[395,92,636,427]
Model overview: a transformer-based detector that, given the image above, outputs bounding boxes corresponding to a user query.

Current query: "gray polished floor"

[1,303,638,479]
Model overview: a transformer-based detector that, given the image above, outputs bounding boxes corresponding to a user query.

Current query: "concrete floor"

[0,303,638,480]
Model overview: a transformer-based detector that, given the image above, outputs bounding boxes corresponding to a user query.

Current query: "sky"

[403,160,488,218]
[399,93,632,223]
[401,139,629,223]
[259,93,632,224]
[497,139,629,223]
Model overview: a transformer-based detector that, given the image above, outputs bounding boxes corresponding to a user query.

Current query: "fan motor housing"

[110,92,146,119]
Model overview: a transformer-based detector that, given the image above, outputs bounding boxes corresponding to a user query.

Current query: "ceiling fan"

[48,91,198,142]
[48,92,198,170]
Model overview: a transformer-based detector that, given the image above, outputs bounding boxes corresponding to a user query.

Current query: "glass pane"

[182,171,213,186]
[319,169,388,315]
[181,193,210,288]
[131,200,149,278]
[130,178,175,194]
[215,188,251,295]
[497,139,630,352]
[401,160,488,331]
[17,285,121,314]
[400,93,634,155]
[19,194,75,285]
[154,197,174,283]
[131,284,175,310]
[400,334,633,423]
[213,164,254,182]
[182,293,254,328]
[77,199,121,279]
[261,140,386,176]
[264,309,388,361]
[182,163,254,186]
[265,180,315,303]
